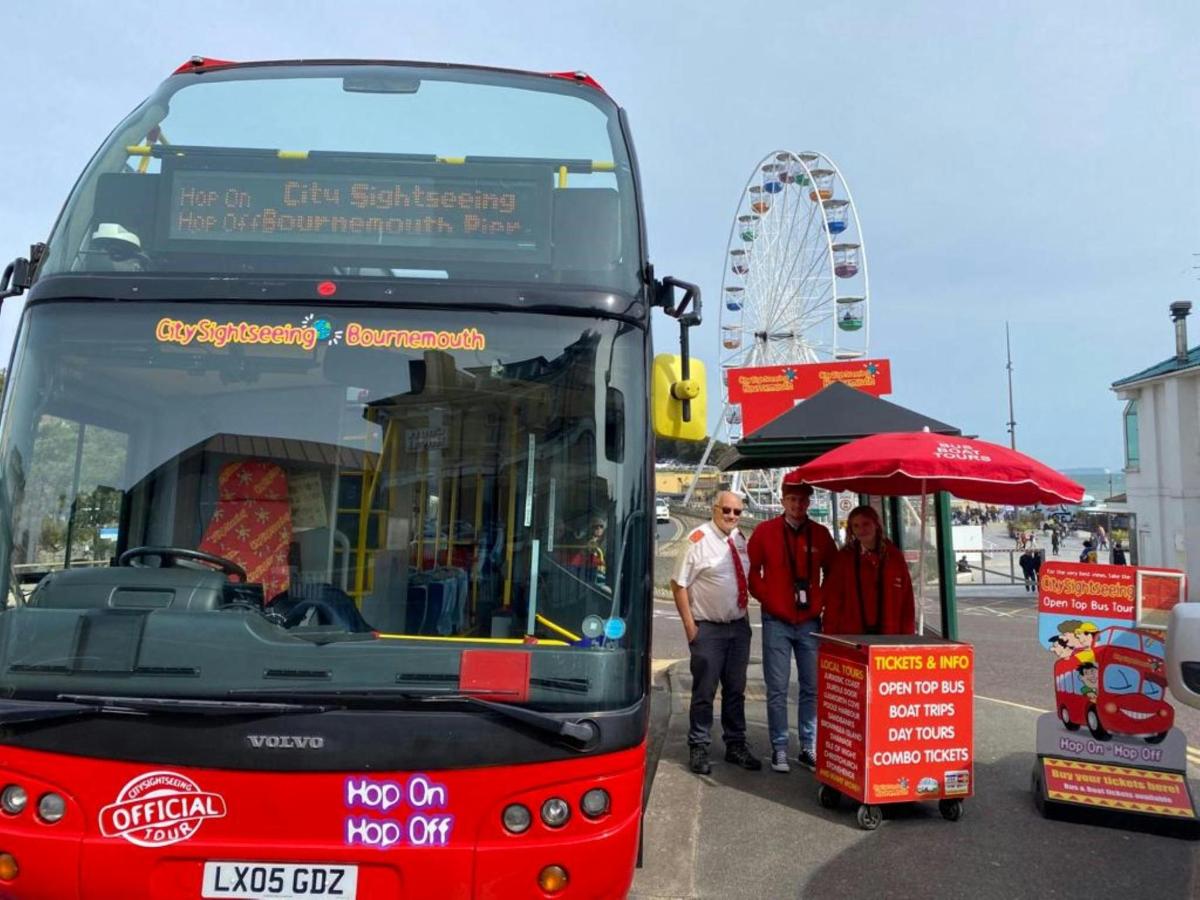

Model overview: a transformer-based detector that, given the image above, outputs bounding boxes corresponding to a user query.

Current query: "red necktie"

[728,537,749,609]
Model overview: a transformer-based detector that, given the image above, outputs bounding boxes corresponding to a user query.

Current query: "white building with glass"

[1111,302,1199,598]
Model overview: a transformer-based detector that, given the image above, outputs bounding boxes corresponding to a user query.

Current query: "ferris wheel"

[719,149,870,381]
[689,150,870,509]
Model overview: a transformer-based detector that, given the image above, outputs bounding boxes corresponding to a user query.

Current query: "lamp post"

[1103,468,1114,559]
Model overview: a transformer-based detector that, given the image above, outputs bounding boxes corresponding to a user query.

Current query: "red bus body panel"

[0,742,644,899]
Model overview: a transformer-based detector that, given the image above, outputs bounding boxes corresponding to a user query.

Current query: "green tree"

[655,436,731,465]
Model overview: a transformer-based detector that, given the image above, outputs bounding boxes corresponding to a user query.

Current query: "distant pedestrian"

[748,472,836,774]
[1096,525,1108,551]
[671,491,762,775]
[1051,529,1060,555]
[1032,550,1043,590]
[1019,550,1036,592]
[1111,541,1127,565]
[1080,540,1098,564]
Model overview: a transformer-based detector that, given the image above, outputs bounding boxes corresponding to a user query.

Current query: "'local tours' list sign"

[818,640,973,805]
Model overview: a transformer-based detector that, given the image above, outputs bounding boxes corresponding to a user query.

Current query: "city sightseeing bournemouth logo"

[98,770,227,847]
[154,313,486,353]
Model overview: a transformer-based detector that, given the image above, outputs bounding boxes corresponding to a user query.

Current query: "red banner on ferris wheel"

[727,359,892,434]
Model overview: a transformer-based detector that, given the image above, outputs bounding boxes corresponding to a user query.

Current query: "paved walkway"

[633,655,1200,900]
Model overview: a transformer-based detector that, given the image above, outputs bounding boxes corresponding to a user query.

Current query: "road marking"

[652,658,683,676]
[975,694,1048,714]
[977,696,1200,765]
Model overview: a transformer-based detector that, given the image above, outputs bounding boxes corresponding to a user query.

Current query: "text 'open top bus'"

[0,57,707,899]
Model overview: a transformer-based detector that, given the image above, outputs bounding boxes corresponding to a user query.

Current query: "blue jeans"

[761,613,819,752]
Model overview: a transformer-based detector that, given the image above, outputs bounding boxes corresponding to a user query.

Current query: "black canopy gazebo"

[718,382,965,637]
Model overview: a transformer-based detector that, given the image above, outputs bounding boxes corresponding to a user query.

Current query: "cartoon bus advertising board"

[1033,561,1196,826]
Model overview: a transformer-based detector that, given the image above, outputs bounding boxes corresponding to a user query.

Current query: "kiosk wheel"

[817,784,842,810]
[855,803,883,830]
[1031,762,1047,816]
[938,799,964,822]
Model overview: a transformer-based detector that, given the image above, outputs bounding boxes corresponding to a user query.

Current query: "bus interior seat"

[92,172,159,247]
[292,526,351,595]
[197,459,293,603]
[551,188,619,274]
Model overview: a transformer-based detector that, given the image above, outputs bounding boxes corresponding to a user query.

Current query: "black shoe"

[796,748,817,771]
[689,744,712,775]
[724,743,763,771]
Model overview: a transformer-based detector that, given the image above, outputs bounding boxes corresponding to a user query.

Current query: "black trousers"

[687,618,751,748]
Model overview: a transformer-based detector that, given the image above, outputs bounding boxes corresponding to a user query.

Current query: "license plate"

[201,862,358,898]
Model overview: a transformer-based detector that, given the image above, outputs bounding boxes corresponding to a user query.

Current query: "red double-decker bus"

[1054,626,1173,743]
[0,58,706,898]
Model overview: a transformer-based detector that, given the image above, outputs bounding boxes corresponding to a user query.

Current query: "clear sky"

[0,0,1195,470]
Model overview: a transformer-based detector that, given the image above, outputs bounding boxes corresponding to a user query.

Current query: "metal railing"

[952,548,1042,586]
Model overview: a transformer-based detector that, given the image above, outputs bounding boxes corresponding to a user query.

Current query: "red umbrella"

[791,432,1083,632]
[791,432,1084,506]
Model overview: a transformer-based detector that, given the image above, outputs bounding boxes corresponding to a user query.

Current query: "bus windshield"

[38,62,641,295]
[0,300,649,711]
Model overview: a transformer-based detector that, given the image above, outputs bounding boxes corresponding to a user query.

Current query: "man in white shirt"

[671,491,762,775]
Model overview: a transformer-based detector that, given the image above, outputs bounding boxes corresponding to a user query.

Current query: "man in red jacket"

[747,473,836,773]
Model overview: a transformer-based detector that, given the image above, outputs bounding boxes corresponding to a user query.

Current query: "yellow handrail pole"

[471,470,483,619]
[376,633,567,646]
[355,420,393,599]
[433,470,445,565]
[502,409,518,609]
[446,467,460,568]
[416,444,428,573]
[535,613,582,643]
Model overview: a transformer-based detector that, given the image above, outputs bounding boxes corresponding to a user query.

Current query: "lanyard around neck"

[854,543,886,632]
[782,519,813,583]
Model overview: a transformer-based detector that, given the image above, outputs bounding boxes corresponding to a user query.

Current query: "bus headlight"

[580,788,610,818]
[0,786,27,815]
[540,797,570,828]
[501,803,532,834]
[36,793,65,824]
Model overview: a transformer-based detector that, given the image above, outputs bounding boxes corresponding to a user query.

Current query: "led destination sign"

[166,168,548,254]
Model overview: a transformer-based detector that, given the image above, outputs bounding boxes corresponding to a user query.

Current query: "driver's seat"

[198,460,293,603]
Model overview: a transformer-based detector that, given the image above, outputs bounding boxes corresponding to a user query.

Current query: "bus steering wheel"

[119,546,247,582]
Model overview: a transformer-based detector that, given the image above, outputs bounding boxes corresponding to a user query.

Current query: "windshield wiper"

[417,692,599,750]
[56,693,334,717]
[229,687,600,751]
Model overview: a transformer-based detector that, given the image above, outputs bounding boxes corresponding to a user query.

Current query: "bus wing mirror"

[1,243,47,301]
[653,274,703,433]
[652,353,706,442]
[0,257,30,302]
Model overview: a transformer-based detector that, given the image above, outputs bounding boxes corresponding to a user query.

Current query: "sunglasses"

[718,507,744,516]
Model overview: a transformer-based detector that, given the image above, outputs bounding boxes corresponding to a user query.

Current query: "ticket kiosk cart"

[815,634,974,829]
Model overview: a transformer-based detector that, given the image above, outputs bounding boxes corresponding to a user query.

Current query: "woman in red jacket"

[824,505,915,635]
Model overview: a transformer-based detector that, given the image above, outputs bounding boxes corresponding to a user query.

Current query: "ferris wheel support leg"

[683,413,725,507]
